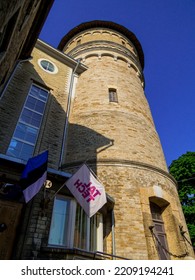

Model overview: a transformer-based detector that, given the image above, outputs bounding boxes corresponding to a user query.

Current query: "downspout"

[0,57,32,101]
[59,59,81,169]
[112,209,116,258]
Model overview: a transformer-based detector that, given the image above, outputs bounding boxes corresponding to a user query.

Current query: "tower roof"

[58,20,144,69]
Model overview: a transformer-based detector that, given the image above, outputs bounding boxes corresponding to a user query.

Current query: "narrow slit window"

[109,88,118,103]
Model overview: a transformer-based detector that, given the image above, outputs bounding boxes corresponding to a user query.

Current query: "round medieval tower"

[58,21,194,260]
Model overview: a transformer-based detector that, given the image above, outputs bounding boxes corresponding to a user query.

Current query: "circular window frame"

[38,58,58,74]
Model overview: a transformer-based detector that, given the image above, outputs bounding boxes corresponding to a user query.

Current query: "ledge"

[62,158,177,186]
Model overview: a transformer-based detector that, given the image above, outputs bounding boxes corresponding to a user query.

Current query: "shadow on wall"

[62,123,114,174]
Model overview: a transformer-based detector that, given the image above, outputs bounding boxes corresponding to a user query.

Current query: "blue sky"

[39,0,195,167]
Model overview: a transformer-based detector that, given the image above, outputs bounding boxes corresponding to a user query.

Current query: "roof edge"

[36,39,88,74]
[58,20,144,69]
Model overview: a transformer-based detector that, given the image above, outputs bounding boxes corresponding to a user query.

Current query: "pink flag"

[65,164,107,217]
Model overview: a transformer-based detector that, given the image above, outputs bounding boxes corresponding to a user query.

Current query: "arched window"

[150,202,169,260]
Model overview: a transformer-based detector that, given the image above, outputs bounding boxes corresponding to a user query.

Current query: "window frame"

[109,88,118,103]
[48,195,104,252]
[38,59,58,74]
[48,195,76,247]
[6,83,49,160]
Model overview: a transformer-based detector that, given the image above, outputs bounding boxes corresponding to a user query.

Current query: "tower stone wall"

[59,21,194,259]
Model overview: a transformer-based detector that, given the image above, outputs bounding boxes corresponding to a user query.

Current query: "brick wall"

[0,45,71,170]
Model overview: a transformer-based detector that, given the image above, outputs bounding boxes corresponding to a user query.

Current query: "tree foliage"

[169,152,195,247]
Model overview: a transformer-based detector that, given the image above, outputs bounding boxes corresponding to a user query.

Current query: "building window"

[48,196,75,247]
[150,202,169,260]
[38,59,58,74]
[6,84,49,160]
[48,196,103,252]
[109,88,118,103]
[74,205,103,251]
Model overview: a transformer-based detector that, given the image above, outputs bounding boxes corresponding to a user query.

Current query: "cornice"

[66,40,142,72]
[61,158,177,187]
[58,20,144,69]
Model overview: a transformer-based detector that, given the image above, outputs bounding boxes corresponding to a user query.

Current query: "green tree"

[169,152,195,247]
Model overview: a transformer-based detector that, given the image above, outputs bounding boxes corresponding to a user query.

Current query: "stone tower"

[58,21,194,259]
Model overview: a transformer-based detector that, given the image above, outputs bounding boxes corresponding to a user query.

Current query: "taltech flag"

[65,164,107,217]
[20,151,48,203]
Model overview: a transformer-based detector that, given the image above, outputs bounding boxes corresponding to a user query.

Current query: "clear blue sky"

[39,0,195,167]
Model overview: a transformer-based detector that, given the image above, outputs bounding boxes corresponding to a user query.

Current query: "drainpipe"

[112,209,116,258]
[59,59,81,169]
[0,57,32,101]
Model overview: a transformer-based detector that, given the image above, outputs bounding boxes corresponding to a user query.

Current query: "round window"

[38,59,58,74]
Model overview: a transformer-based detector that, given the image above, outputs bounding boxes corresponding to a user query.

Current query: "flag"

[20,150,48,203]
[65,164,107,217]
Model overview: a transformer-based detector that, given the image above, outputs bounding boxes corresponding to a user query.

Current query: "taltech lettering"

[74,179,101,202]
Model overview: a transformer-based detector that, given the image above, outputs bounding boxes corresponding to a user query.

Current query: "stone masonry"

[58,21,194,259]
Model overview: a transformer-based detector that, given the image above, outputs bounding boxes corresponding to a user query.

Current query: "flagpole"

[50,181,67,200]
[49,164,81,201]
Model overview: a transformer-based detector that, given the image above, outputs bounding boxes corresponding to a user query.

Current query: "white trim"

[97,213,103,251]
[69,200,77,247]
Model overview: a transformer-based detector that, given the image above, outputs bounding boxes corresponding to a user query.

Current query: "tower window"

[109,88,118,103]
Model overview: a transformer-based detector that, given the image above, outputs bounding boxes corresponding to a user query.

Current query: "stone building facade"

[0,40,87,259]
[0,0,54,94]
[0,20,194,260]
